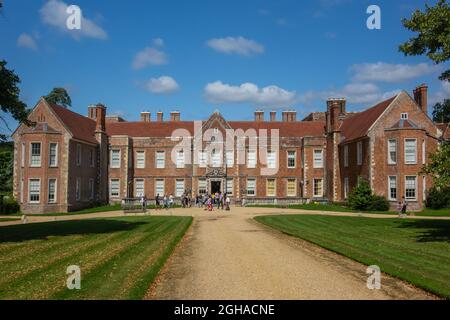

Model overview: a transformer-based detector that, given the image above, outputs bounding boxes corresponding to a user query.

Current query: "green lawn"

[0,215,192,299]
[255,214,450,298]
[0,218,19,222]
[249,203,450,217]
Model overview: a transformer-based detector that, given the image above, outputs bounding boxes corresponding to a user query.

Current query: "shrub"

[426,187,450,209]
[367,195,390,211]
[348,179,373,210]
[1,197,20,214]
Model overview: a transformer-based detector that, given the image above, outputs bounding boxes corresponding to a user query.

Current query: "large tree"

[432,99,450,123]
[45,87,72,108]
[421,141,450,190]
[399,0,450,82]
[0,60,31,141]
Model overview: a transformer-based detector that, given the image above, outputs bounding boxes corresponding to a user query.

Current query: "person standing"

[155,193,161,210]
[226,195,231,211]
[401,196,408,218]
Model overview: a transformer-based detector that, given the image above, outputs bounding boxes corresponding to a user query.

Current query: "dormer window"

[401,113,408,120]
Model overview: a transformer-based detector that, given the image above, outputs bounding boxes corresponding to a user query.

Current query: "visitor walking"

[401,197,408,218]
[225,195,231,211]
[155,193,161,210]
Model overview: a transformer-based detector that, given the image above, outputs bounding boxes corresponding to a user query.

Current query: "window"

[313,178,323,197]
[247,178,256,196]
[135,179,144,197]
[247,150,256,168]
[226,150,234,167]
[89,178,94,200]
[111,149,121,168]
[175,179,185,197]
[136,151,145,168]
[211,149,221,167]
[313,149,323,168]
[401,113,408,120]
[48,179,56,203]
[422,140,426,165]
[76,178,81,200]
[110,179,120,198]
[21,143,25,167]
[404,139,417,164]
[198,151,207,167]
[344,177,349,199]
[76,144,82,166]
[287,151,296,168]
[405,176,417,200]
[343,145,348,167]
[198,179,207,195]
[266,179,276,197]
[89,149,95,167]
[388,176,397,201]
[20,179,24,203]
[30,142,41,167]
[156,151,165,168]
[176,150,185,168]
[226,178,233,195]
[267,151,276,169]
[29,179,40,203]
[49,143,58,167]
[422,176,426,201]
[155,179,165,196]
[287,178,296,197]
[387,139,397,164]
[357,142,362,166]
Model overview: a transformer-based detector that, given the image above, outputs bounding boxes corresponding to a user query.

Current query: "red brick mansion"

[12,84,447,213]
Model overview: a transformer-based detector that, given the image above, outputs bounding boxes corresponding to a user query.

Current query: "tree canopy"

[45,87,72,108]
[399,0,450,82]
[432,99,450,123]
[421,141,450,190]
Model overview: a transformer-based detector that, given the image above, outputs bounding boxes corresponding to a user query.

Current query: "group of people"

[154,194,175,210]
[397,197,409,218]
[196,192,231,211]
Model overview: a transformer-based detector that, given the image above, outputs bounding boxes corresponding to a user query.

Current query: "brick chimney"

[289,110,297,122]
[140,111,151,122]
[254,110,264,121]
[87,105,97,120]
[170,111,180,121]
[94,103,106,132]
[413,84,428,115]
[270,111,276,121]
[326,99,341,133]
[282,111,288,122]
[282,110,296,122]
[157,111,163,122]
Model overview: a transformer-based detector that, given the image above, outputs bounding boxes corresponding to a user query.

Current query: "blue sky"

[1,0,449,130]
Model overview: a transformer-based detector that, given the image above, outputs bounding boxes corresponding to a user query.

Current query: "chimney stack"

[94,103,106,132]
[88,105,97,120]
[326,99,342,133]
[413,84,428,115]
[270,111,276,121]
[254,110,264,121]
[282,110,296,122]
[140,111,151,122]
[170,111,180,121]
[290,110,297,122]
[157,111,163,122]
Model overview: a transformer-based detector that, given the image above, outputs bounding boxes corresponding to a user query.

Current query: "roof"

[105,120,326,138]
[436,123,450,140]
[389,119,419,130]
[48,103,98,144]
[340,95,397,142]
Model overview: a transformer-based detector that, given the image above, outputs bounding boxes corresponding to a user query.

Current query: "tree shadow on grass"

[396,219,450,243]
[0,219,147,243]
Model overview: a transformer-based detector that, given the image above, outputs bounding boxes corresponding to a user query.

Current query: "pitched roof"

[105,120,326,138]
[48,103,98,144]
[340,95,397,142]
[389,119,419,130]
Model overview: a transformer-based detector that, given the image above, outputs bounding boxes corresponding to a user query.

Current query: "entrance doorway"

[211,181,221,194]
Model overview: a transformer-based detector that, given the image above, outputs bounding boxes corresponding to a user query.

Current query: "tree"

[432,99,450,123]
[347,178,373,210]
[0,60,32,141]
[45,88,72,108]
[0,142,13,194]
[421,141,450,190]
[399,0,450,82]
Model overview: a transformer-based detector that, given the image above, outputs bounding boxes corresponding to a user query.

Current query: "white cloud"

[17,33,38,51]
[350,62,441,83]
[132,47,167,70]
[204,81,296,107]
[40,0,107,40]
[207,37,264,56]
[144,76,179,94]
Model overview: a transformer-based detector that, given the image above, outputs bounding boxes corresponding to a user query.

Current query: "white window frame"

[198,178,207,195]
[405,176,417,201]
[198,151,207,168]
[21,143,25,167]
[111,149,121,168]
[422,140,426,165]
[136,150,145,169]
[135,178,145,197]
[344,177,349,199]
[388,176,397,201]
[343,145,348,167]
[49,142,58,167]
[313,149,323,168]
[211,149,221,167]
[48,178,57,203]
[287,150,296,169]
[155,178,165,196]
[247,178,256,196]
[247,149,257,168]
[226,150,234,167]
[30,142,41,167]
[387,139,397,165]
[89,178,94,200]
[287,178,297,197]
[401,113,408,120]
[175,179,185,197]
[176,150,185,168]
[266,178,276,197]
[110,179,120,198]
[404,138,417,165]
[29,178,41,203]
[76,144,82,166]
[156,151,165,169]
[313,178,323,197]
[356,141,363,166]
[20,179,24,203]
[422,176,426,201]
[267,151,276,169]
[76,178,81,201]
[226,178,233,195]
